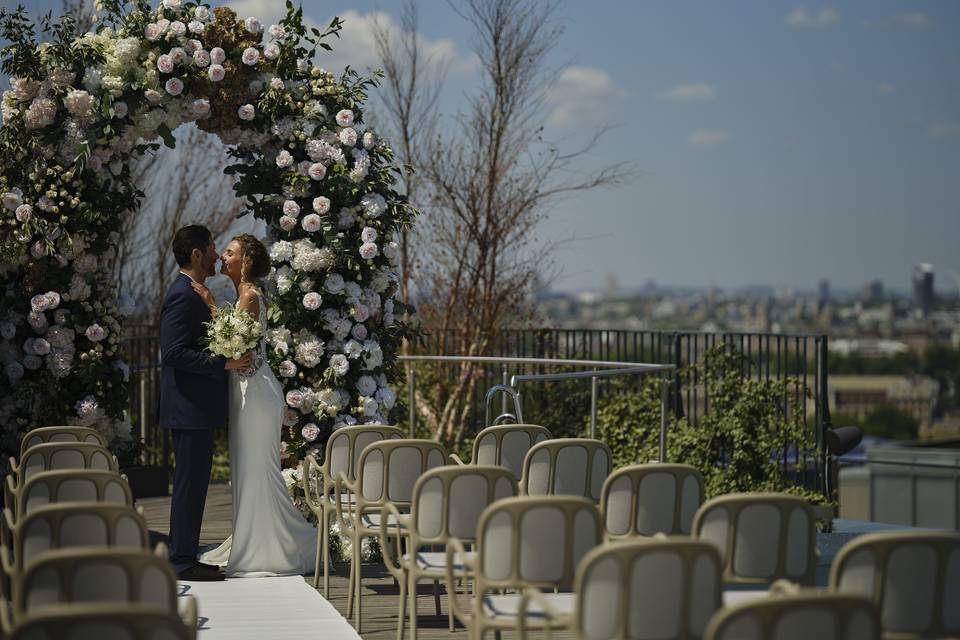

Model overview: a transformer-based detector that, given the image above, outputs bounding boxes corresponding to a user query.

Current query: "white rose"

[145,23,161,41]
[15,204,32,223]
[360,226,377,243]
[164,77,184,96]
[276,151,294,168]
[264,43,280,59]
[85,324,106,342]
[285,389,304,408]
[278,360,297,377]
[207,64,225,82]
[162,0,181,9]
[188,20,204,33]
[301,214,322,233]
[210,47,226,65]
[356,374,377,397]
[376,386,396,410]
[238,104,255,121]
[339,127,358,146]
[312,196,331,214]
[169,47,186,63]
[324,274,345,294]
[302,292,322,310]
[241,47,260,66]
[359,242,378,260]
[112,101,128,118]
[194,6,210,20]
[170,21,187,37]
[308,163,326,180]
[336,109,354,127]
[329,354,349,376]
[362,396,378,416]
[245,17,263,33]
[282,199,300,216]
[301,423,320,442]
[268,24,286,38]
[279,215,297,231]
[193,49,210,67]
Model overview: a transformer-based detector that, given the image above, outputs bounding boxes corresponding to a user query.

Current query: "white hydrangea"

[269,240,294,262]
[360,193,387,217]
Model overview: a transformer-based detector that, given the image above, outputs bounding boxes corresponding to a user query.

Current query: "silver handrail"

[484,384,523,426]
[398,355,675,461]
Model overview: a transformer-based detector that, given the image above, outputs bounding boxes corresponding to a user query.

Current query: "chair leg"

[409,575,419,640]
[312,519,323,590]
[397,571,407,640]
[322,513,330,597]
[433,578,441,617]
[346,541,356,618]
[355,532,363,633]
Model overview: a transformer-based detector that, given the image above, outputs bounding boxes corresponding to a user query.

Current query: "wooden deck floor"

[139,483,556,640]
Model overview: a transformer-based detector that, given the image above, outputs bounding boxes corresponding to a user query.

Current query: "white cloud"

[687,129,730,147]
[218,2,474,76]
[877,83,894,95]
[884,13,931,30]
[785,7,839,28]
[546,66,626,128]
[925,120,960,139]
[656,83,716,103]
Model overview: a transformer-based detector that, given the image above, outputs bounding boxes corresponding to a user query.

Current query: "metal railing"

[399,355,675,461]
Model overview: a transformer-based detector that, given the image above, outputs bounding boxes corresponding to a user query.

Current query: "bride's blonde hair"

[233,234,271,283]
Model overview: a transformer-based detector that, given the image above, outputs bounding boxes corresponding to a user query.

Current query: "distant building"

[913,263,935,317]
[827,375,938,434]
[862,280,884,305]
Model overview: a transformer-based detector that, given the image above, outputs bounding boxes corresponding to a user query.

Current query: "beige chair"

[518,538,723,640]
[5,442,118,508]
[451,424,551,480]
[1,502,150,599]
[445,495,603,640]
[830,530,960,639]
[301,424,404,595]
[520,438,612,502]
[9,546,188,625]
[704,591,880,640]
[2,470,133,552]
[380,465,517,640]
[601,463,705,539]
[0,603,197,640]
[16,426,107,461]
[335,438,447,632]
[692,493,818,587]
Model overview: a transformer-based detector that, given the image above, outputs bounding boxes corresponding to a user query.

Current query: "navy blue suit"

[159,272,227,572]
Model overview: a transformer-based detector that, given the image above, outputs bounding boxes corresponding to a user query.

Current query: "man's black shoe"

[197,562,224,573]
[177,564,225,581]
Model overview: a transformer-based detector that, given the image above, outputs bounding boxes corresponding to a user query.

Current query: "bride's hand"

[191,282,216,308]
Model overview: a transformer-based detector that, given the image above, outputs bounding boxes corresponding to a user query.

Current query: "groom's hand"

[224,352,253,370]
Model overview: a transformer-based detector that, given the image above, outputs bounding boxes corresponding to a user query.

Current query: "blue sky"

[6,1,960,294]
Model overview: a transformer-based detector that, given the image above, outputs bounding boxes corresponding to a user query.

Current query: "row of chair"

[1,425,197,639]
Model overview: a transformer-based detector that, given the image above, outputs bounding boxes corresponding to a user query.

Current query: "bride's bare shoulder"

[237,286,261,316]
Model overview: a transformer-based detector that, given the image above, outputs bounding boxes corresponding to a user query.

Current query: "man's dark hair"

[172,225,213,267]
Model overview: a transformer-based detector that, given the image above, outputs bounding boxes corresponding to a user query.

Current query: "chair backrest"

[469,424,551,479]
[17,470,132,519]
[601,463,705,538]
[829,530,960,638]
[691,493,817,586]
[18,442,117,484]
[475,495,602,592]
[19,427,107,459]
[574,539,723,640]
[325,424,405,487]
[409,465,517,549]
[13,547,178,619]
[355,439,447,510]
[520,438,611,502]
[13,502,149,572]
[8,604,194,640]
[704,592,880,640]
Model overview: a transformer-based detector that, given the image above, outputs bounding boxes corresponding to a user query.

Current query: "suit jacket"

[158,273,228,430]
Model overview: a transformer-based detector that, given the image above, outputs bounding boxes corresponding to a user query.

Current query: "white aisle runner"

[179,576,360,640]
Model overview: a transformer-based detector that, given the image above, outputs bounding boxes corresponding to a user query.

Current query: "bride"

[192,233,316,578]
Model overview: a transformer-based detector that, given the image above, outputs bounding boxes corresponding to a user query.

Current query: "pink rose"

[157,55,174,74]
[276,151,293,168]
[361,226,377,243]
[279,215,297,231]
[351,323,368,340]
[210,47,226,65]
[339,127,358,146]
[207,64,225,82]
[278,360,297,377]
[145,23,161,41]
[285,389,304,408]
[85,323,106,342]
[264,43,280,59]
[15,204,32,223]
[169,47,186,63]
[282,199,300,216]
[238,104,255,120]
[308,163,326,180]
[170,21,187,37]
[193,49,210,67]
[359,242,378,260]
[301,423,320,442]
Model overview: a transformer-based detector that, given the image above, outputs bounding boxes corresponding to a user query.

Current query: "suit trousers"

[168,428,215,573]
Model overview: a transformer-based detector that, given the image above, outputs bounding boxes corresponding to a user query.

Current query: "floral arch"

[0,0,415,461]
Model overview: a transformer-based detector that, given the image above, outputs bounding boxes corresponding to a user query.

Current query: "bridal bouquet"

[203,307,263,360]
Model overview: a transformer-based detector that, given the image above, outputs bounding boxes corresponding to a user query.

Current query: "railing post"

[139,374,148,465]
[819,335,831,497]
[660,377,669,463]
[408,367,416,438]
[590,376,598,438]
[501,364,509,416]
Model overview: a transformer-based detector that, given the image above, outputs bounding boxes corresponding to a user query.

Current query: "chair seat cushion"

[481,592,575,622]
[359,512,405,531]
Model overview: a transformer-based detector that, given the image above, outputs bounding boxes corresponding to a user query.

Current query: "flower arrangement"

[0,1,419,460]
[202,306,261,360]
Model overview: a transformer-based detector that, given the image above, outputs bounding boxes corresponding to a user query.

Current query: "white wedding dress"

[200,290,316,578]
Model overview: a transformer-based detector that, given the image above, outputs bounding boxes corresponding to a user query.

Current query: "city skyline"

[6,0,960,292]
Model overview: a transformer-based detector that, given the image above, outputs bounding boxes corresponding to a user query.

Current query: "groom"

[159,225,250,581]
